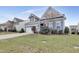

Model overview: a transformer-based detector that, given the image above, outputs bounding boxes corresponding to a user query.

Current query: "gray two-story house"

[25,7,66,33]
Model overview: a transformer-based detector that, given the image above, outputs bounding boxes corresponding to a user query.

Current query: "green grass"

[0,32,16,35]
[0,34,79,53]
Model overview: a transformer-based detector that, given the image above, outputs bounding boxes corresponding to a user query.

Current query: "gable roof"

[6,20,14,24]
[29,13,40,20]
[13,17,24,22]
[41,6,64,19]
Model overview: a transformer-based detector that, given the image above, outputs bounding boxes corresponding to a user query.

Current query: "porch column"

[53,20,56,30]
[61,20,65,33]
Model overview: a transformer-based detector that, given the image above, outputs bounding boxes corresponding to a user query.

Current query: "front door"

[31,26,36,33]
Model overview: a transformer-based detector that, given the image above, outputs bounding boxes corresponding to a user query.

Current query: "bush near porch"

[39,26,70,34]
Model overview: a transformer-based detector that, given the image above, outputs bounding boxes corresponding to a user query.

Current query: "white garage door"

[26,27,33,33]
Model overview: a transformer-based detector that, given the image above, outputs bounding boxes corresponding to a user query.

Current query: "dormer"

[29,14,40,22]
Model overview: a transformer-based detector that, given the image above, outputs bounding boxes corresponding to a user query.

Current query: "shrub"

[71,32,75,34]
[58,30,63,34]
[7,29,12,32]
[51,30,57,34]
[19,28,25,33]
[77,32,79,35]
[77,30,79,34]
[64,27,69,34]
[51,30,54,34]
[0,29,3,32]
[4,28,7,32]
[8,28,17,32]
[40,26,49,34]
[12,27,17,32]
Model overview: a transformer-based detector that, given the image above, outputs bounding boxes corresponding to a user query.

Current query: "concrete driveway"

[0,32,33,40]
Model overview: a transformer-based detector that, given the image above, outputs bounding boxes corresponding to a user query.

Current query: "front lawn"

[0,34,79,53]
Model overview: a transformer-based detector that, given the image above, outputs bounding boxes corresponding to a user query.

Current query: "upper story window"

[56,21,61,26]
[29,14,40,22]
[30,16,40,22]
[57,26,60,30]
[48,22,53,29]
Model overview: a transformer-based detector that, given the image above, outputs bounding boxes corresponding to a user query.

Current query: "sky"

[0,6,79,26]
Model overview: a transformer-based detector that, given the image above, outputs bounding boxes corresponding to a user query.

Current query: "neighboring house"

[13,17,24,31]
[70,23,79,34]
[0,23,6,31]
[25,6,66,33]
[14,20,29,32]
[77,23,79,32]
[0,17,24,32]
[5,20,15,31]
[69,25,77,34]
[0,20,14,31]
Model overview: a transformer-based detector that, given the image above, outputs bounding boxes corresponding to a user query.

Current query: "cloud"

[21,9,34,14]
[0,7,47,24]
[0,14,15,24]
[2,14,15,20]
[20,7,47,17]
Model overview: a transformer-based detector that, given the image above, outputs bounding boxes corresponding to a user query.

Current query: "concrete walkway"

[0,32,33,40]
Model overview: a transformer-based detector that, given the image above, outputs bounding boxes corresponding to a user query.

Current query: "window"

[48,22,53,29]
[57,26,60,30]
[56,21,61,26]
[40,23,44,26]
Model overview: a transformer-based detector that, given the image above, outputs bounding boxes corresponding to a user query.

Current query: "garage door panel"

[26,27,33,33]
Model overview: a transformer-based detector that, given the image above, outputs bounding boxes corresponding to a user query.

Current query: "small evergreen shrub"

[40,26,49,34]
[19,28,25,33]
[51,30,57,34]
[0,29,3,32]
[64,27,69,34]
[4,28,7,32]
[8,28,17,32]
[7,29,11,32]
[77,30,79,35]
[12,27,17,32]
[58,30,63,34]
[71,32,75,34]
[77,32,79,35]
